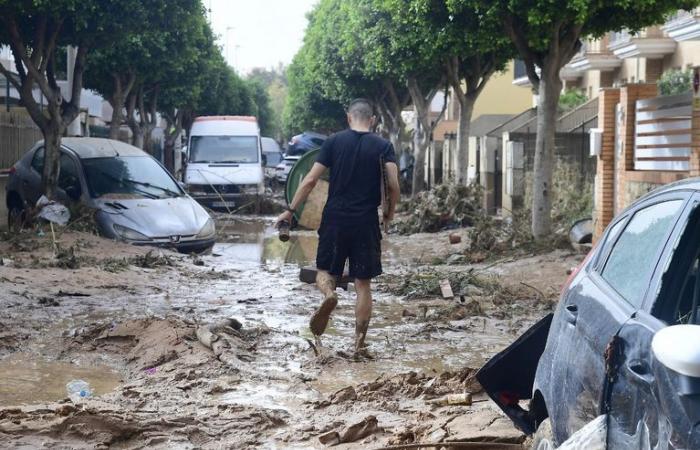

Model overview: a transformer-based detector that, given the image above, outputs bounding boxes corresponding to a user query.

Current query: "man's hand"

[276,210,293,227]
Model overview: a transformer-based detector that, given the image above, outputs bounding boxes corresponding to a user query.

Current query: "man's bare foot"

[353,346,374,361]
[309,292,338,336]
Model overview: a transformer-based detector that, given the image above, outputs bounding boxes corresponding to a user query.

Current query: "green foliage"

[247,66,287,138]
[658,68,694,96]
[559,89,588,111]
[245,78,274,136]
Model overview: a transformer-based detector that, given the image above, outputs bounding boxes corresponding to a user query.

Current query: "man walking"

[276,98,400,358]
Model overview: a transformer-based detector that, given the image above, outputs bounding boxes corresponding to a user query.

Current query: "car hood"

[94,196,211,238]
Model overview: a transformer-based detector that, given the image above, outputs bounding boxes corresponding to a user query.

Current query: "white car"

[275,155,301,185]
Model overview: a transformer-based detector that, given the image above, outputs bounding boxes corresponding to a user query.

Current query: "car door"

[545,194,687,444]
[607,193,700,449]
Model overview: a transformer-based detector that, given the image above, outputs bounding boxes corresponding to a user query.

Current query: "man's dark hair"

[347,98,374,123]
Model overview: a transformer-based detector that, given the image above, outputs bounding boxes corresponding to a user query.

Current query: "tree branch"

[0,62,21,91]
[502,14,541,91]
[6,16,53,98]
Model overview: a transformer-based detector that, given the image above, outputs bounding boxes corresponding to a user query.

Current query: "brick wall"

[593,88,619,240]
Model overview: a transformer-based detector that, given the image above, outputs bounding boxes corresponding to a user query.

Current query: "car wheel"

[8,204,25,233]
[530,418,555,450]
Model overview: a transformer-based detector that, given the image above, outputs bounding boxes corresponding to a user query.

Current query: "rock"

[449,233,462,244]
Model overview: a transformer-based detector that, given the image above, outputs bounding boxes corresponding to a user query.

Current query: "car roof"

[59,138,147,159]
[641,177,700,198]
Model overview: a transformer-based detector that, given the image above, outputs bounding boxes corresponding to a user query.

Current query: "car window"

[31,147,45,175]
[58,153,80,190]
[602,200,684,307]
[594,218,626,269]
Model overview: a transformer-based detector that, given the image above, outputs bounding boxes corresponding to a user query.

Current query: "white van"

[184,116,264,209]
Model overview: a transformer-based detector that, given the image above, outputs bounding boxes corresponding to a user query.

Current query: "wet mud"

[0,215,583,449]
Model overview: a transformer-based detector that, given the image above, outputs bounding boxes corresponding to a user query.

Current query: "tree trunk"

[455,95,475,185]
[109,94,124,140]
[132,127,144,148]
[412,122,428,196]
[41,122,64,200]
[531,67,562,238]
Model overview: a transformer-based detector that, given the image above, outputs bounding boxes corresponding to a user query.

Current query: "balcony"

[567,37,621,72]
[663,8,700,41]
[608,27,676,59]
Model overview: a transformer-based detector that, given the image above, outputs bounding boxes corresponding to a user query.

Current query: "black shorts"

[316,221,382,280]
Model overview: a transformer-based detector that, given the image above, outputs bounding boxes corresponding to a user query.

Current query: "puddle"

[0,354,122,405]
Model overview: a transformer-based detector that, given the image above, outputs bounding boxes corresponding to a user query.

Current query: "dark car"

[286,131,326,156]
[262,137,284,182]
[478,179,700,449]
[6,138,215,254]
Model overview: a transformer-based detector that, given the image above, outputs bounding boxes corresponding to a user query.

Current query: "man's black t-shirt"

[316,129,396,226]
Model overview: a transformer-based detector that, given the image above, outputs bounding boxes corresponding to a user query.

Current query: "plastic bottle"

[66,380,92,402]
[278,220,290,242]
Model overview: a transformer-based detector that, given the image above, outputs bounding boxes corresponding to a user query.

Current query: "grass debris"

[395,184,483,234]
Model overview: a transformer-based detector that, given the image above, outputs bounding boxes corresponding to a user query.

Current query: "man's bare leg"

[354,278,372,357]
[309,270,338,336]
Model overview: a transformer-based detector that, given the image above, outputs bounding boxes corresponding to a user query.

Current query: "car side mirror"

[261,154,267,166]
[652,324,700,393]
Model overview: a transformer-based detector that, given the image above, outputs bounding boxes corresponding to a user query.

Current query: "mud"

[0,216,583,449]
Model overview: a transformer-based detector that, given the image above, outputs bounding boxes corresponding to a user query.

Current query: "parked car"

[478,179,700,448]
[286,131,326,156]
[261,137,283,182]
[184,116,264,210]
[6,138,215,253]
[275,155,301,185]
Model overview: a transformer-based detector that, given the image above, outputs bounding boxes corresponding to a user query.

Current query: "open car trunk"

[476,313,553,434]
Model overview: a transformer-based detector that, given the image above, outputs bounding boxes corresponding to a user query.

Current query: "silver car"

[6,138,216,253]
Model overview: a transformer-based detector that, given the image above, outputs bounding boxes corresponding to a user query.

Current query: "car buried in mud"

[478,179,700,449]
[6,138,216,254]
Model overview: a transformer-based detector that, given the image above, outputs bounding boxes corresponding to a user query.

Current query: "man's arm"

[275,162,327,225]
[384,161,400,224]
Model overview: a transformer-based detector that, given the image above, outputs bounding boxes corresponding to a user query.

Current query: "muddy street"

[0,215,583,449]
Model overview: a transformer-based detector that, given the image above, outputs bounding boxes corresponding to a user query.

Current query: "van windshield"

[189,136,259,163]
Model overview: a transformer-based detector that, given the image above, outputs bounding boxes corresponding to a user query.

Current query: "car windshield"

[190,135,259,163]
[261,138,281,153]
[264,152,283,166]
[82,156,182,200]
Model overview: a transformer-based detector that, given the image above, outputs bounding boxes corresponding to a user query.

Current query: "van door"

[607,195,700,449]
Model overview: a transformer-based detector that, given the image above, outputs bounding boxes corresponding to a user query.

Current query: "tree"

[246,78,274,136]
[658,68,694,96]
[283,45,347,137]
[351,0,449,195]
[247,66,287,139]
[0,0,145,197]
[403,0,512,185]
[450,0,699,237]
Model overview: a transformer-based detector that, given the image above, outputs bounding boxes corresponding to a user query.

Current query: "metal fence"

[0,110,42,170]
[634,92,692,171]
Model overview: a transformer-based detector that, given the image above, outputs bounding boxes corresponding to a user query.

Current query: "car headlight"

[196,219,215,239]
[114,224,151,241]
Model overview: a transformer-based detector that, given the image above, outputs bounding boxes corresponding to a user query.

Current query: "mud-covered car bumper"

[132,237,216,254]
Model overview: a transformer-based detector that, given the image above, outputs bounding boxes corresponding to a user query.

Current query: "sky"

[207,0,318,75]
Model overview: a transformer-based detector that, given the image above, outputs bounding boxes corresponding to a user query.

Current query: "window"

[31,147,45,175]
[58,153,80,191]
[595,218,626,268]
[189,136,259,163]
[602,200,684,307]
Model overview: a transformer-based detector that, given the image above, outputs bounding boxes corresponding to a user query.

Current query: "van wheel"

[530,418,555,450]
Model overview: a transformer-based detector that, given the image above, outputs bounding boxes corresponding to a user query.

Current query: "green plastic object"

[285,149,328,223]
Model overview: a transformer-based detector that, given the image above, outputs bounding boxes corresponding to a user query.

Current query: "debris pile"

[396,184,484,234]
